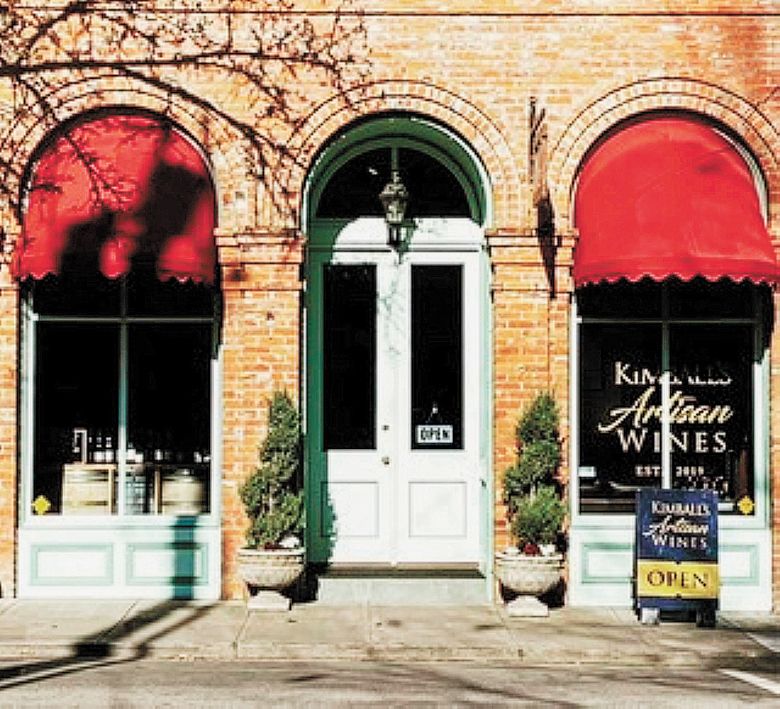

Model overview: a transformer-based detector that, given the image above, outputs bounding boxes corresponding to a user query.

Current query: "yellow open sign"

[637,560,719,599]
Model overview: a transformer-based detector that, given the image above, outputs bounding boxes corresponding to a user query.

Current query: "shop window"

[577,279,762,515]
[28,272,214,517]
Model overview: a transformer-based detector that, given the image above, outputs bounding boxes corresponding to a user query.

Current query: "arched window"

[571,115,775,518]
[20,110,219,520]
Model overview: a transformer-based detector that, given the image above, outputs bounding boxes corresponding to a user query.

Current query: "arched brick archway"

[548,78,780,233]
[0,77,258,242]
[558,79,780,614]
[277,79,521,231]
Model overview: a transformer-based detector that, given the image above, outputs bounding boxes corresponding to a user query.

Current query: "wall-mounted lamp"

[378,169,409,247]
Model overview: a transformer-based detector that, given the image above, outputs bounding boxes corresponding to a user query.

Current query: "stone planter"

[495,550,563,617]
[237,547,305,611]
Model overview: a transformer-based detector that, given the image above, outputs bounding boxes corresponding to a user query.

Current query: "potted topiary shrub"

[236,391,305,611]
[495,391,566,617]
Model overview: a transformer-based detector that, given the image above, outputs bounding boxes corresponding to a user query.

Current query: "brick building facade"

[0,1,777,611]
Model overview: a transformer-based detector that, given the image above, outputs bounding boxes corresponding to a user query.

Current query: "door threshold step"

[311,563,483,579]
[303,566,489,605]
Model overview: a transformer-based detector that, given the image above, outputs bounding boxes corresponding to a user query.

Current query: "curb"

[0,641,775,668]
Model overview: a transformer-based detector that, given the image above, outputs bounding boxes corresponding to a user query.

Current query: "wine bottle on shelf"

[163,432,173,463]
[154,431,163,462]
[105,435,114,463]
[72,429,82,463]
[94,430,105,463]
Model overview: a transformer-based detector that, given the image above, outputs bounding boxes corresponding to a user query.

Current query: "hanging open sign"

[416,425,453,445]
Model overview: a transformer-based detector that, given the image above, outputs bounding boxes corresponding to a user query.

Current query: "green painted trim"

[125,541,208,586]
[720,544,759,586]
[31,543,114,586]
[581,542,633,585]
[580,542,759,588]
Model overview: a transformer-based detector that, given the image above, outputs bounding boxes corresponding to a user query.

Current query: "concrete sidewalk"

[0,600,776,669]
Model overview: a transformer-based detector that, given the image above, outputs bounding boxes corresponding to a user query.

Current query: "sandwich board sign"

[635,488,719,627]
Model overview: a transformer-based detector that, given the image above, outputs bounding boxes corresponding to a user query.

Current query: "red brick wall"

[0,1,776,604]
[0,274,17,597]
[218,236,304,599]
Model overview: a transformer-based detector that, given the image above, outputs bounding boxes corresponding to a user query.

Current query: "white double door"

[307,232,485,566]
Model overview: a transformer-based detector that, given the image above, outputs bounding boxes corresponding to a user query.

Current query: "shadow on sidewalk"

[0,600,217,691]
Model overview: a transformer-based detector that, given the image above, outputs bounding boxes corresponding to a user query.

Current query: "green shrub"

[516,392,559,446]
[510,485,566,548]
[503,439,560,498]
[239,391,304,549]
[503,392,565,552]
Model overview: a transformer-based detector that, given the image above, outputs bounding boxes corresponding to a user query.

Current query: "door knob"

[381,456,390,465]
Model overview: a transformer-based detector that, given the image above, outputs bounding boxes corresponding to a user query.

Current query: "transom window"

[316,146,471,220]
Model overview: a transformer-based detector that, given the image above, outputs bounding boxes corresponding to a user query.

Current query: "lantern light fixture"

[379,169,409,247]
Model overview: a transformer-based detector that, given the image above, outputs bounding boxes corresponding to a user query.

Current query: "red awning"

[13,113,216,284]
[573,117,777,286]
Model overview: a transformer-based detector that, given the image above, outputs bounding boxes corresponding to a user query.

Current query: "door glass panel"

[127,324,212,515]
[579,324,662,513]
[323,264,376,449]
[670,324,754,514]
[411,265,463,450]
[34,323,119,515]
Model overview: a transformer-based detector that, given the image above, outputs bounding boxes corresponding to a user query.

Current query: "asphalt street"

[0,659,778,706]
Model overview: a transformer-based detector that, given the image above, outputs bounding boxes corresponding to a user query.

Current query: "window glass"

[398,148,470,218]
[577,280,662,319]
[323,264,376,449]
[33,324,119,515]
[315,147,471,220]
[30,277,215,518]
[127,324,212,515]
[411,265,463,449]
[316,149,390,219]
[579,324,662,513]
[32,272,120,317]
[668,278,754,318]
[670,324,754,514]
[578,281,760,516]
[127,265,214,317]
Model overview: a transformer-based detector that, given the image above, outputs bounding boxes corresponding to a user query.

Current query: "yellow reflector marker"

[32,495,51,516]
